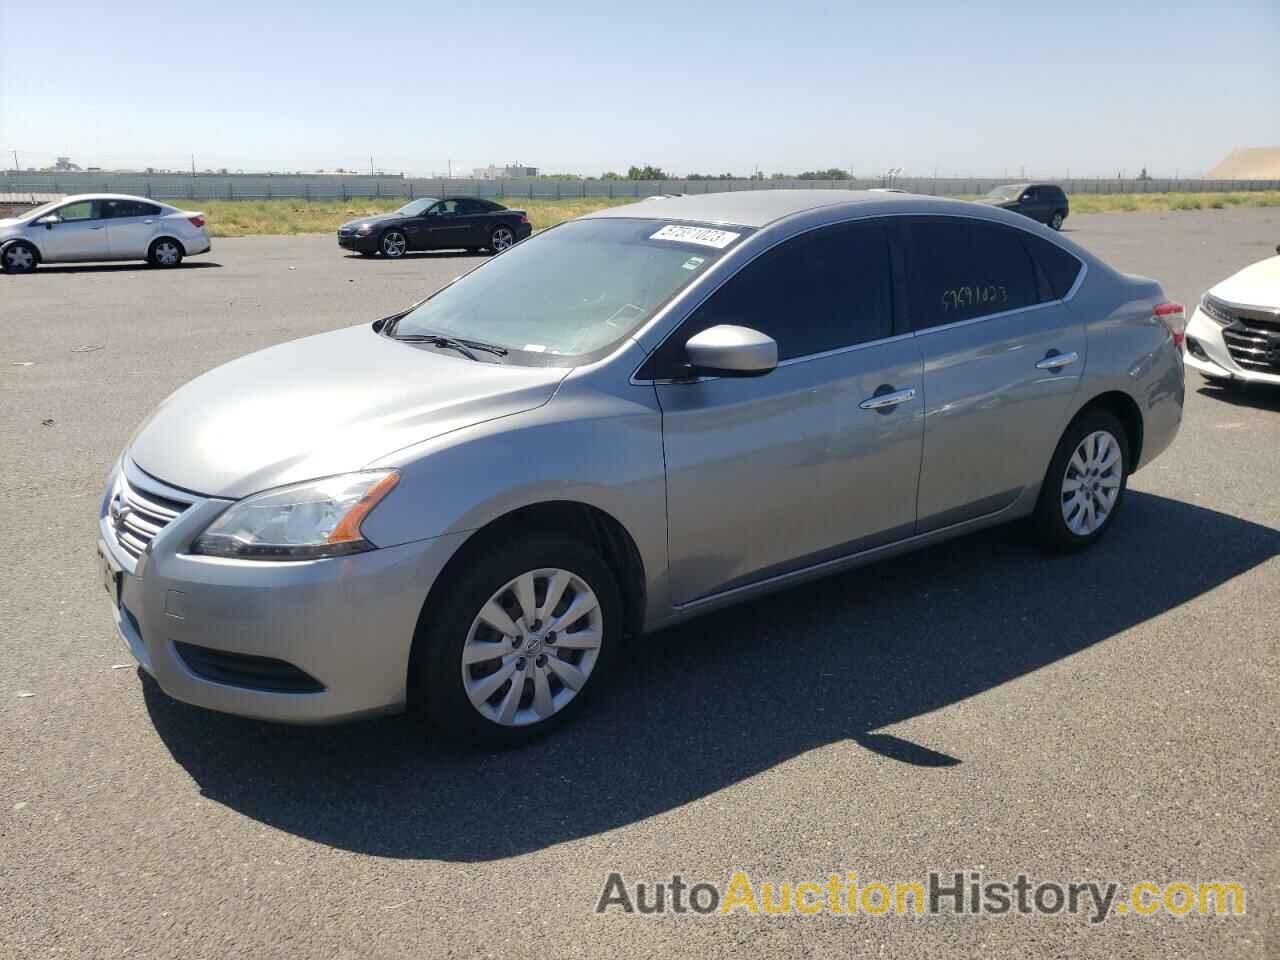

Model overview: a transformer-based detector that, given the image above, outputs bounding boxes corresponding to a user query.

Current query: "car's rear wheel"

[381,230,408,257]
[148,238,184,268]
[1,241,39,273]
[489,225,516,253]
[1034,409,1130,552]
[1050,210,1066,231]
[416,533,621,746]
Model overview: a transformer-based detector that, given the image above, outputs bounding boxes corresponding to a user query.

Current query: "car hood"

[339,213,401,231]
[1210,255,1280,310]
[127,325,568,499]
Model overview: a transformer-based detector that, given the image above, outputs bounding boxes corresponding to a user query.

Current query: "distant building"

[472,163,538,180]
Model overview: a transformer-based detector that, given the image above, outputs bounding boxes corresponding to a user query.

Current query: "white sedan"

[0,194,211,272]
[1184,248,1280,387]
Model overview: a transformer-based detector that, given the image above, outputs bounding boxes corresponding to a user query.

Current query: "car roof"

[58,193,173,205]
[585,189,941,228]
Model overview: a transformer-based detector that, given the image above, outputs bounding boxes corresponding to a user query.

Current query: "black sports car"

[337,197,533,257]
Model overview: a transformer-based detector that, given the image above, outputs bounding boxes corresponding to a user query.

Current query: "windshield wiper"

[392,332,508,361]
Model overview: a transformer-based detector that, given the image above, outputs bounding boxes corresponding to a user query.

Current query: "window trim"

[630,210,1086,385]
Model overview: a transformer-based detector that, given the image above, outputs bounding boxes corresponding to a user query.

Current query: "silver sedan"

[96,190,1184,744]
[0,193,211,271]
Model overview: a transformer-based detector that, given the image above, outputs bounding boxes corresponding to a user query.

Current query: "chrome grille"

[1223,325,1280,374]
[109,469,193,560]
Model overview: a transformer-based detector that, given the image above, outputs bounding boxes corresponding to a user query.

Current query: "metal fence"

[2,171,1278,202]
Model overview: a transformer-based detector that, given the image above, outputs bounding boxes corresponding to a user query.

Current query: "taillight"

[1154,301,1185,348]
[188,216,206,228]
[519,214,529,225]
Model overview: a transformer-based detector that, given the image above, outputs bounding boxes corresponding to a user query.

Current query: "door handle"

[859,387,916,410]
[1035,351,1078,370]
[89,225,105,230]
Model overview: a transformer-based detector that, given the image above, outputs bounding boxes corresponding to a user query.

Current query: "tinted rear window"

[903,218,1040,330]
[1019,233,1083,300]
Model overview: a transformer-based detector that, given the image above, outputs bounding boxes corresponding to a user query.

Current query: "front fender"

[360,379,669,619]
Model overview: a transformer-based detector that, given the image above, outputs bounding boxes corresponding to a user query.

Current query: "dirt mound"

[1206,147,1280,179]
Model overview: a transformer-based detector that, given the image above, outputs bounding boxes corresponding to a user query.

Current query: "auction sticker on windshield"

[650,225,741,249]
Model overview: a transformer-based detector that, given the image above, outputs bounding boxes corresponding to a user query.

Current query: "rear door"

[903,216,1086,531]
[38,200,110,261]
[645,219,925,604]
[102,199,163,258]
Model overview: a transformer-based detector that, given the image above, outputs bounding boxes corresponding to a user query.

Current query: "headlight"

[355,223,373,235]
[191,471,399,561]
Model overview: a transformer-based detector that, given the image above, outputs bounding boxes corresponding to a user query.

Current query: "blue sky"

[1,0,1276,177]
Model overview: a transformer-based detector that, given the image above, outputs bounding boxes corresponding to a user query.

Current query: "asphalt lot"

[2,209,1278,958]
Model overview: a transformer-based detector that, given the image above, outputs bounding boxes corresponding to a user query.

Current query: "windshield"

[392,218,747,364]
[16,199,65,221]
[395,198,437,217]
[984,185,1024,200]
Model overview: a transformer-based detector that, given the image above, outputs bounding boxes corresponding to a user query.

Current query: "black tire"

[1049,210,1066,231]
[380,230,408,258]
[1034,408,1130,553]
[147,237,184,268]
[1,240,39,273]
[415,533,623,747]
[488,225,516,254]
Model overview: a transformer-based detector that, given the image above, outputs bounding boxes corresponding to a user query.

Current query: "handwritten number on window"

[940,285,1008,313]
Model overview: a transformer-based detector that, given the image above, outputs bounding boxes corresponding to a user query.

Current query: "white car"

[1184,251,1280,386]
[0,194,211,272]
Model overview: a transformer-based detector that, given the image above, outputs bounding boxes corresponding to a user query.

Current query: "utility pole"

[191,154,196,177]
[370,156,374,177]
[447,158,452,179]
[11,150,18,172]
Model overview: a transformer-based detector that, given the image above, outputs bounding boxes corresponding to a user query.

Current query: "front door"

[901,216,1086,531]
[40,199,109,261]
[646,219,925,604]
[421,200,472,249]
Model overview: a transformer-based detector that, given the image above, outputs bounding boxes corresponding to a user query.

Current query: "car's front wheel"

[416,534,621,745]
[488,225,516,253]
[1050,210,1066,231]
[148,238,184,268]
[1034,409,1130,552]
[381,230,408,257]
[1,241,39,273]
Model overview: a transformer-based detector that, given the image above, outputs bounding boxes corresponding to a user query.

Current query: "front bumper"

[1185,305,1280,385]
[337,232,378,253]
[98,460,467,723]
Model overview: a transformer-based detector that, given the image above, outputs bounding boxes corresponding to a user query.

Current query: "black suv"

[977,183,1069,230]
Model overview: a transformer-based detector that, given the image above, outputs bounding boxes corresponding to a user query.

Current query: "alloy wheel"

[1060,430,1122,536]
[491,227,515,252]
[460,567,604,727]
[382,231,407,257]
[1051,212,1064,231]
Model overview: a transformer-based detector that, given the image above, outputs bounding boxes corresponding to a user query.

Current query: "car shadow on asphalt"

[1196,383,1280,412]
[15,262,223,275]
[342,251,485,262]
[142,491,1279,862]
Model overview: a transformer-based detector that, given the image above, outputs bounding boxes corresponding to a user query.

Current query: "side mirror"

[685,324,777,377]
[36,215,61,227]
